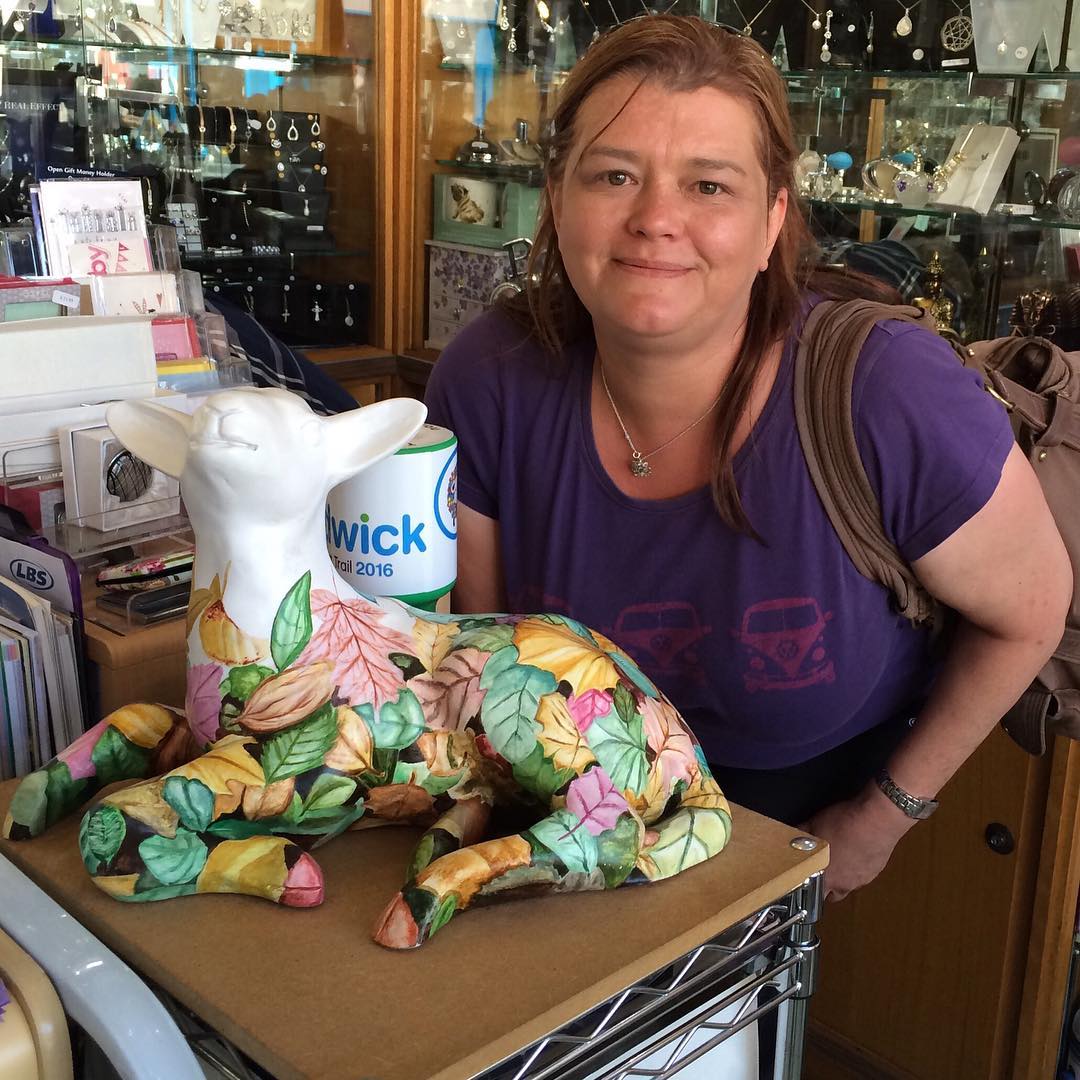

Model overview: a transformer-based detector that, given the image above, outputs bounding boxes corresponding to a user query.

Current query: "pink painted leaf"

[641,697,699,789]
[408,647,488,731]
[566,689,613,735]
[57,723,103,779]
[566,766,629,837]
[295,590,414,710]
[186,662,225,748]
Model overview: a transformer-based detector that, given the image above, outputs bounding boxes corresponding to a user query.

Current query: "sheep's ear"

[323,399,428,486]
[106,400,193,479]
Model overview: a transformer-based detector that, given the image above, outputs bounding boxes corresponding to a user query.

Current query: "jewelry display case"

[0,0,379,349]
[389,5,1080,1080]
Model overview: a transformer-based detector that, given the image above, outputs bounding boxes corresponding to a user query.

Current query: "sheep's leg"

[3,705,197,840]
[404,797,492,879]
[373,804,648,949]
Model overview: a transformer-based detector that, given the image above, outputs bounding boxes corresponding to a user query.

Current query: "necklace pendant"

[896,9,912,35]
[630,453,651,478]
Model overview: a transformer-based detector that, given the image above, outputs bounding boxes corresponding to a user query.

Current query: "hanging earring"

[820,9,833,61]
[508,24,517,51]
[310,116,320,137]
[282,283,290,323]
[286,118,298,141]
[997,36,1007,53]
[303,198,310,217]
[344,287,354,328]
[867,12,874,56]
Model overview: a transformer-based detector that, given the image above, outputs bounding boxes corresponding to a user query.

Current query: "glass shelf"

[434,158,544,187]
[0,38,365,66]
[780,67,1080,81]
[807,195,1080,230]
[186,247,371,264]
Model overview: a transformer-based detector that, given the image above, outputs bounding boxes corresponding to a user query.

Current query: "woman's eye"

[697,180,723,196]
[605,171,630,186]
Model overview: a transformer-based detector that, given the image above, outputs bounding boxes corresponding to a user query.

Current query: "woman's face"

[550,76,788,350]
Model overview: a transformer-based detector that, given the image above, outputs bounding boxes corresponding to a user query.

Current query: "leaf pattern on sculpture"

[588,707,648,795]
[416,834,533,905]
[641,697,700,791]
[408,647,487,731]
[565,767,629,837]
[186,572,220,637]
[101,779,179,837]
[199,600,269,666]
[196,836,291,899]
[480,663,556,765]
[529,808,600,875]
[636,807,731,881]
[168,734,265,795]
[512,618,621,694]
[324,705,376,773]
[295,589,414,709]
[679,775,731,814]
[108,704,177,749]
[411,619,460,673]
[186,663,225,747]
[535,692,596,772]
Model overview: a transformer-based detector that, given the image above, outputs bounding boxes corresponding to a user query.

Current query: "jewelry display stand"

[179,0,221,48]
[970,0,1048,70]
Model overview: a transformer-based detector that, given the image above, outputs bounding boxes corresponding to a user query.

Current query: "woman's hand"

[803,786,917,902]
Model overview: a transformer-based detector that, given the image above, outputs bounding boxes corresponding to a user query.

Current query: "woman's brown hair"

[501,14,896,535]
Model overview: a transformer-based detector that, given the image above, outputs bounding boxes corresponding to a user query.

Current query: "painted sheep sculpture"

[2,388,732,948]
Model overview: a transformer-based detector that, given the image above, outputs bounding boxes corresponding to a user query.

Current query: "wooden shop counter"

[0,782,827,1080]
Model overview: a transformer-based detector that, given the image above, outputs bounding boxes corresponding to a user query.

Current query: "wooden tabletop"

[0,781,827,1080]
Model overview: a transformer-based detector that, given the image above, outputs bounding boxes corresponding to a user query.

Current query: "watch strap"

[875,769,940,820]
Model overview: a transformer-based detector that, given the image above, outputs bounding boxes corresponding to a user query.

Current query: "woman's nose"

[624,181,683,239]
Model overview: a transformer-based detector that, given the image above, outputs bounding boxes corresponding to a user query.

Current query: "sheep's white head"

[106,388,427,525]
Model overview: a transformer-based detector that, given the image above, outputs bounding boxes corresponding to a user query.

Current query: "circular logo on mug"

[434,448,458,541]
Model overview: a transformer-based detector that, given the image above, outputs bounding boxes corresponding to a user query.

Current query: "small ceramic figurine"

[3,388,732,948]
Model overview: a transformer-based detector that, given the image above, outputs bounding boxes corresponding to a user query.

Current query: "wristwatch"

[875,769,940,820]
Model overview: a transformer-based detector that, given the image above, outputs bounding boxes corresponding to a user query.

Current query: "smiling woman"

[423,15,1071,906]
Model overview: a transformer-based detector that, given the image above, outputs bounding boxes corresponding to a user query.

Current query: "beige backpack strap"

[793,298,938,626]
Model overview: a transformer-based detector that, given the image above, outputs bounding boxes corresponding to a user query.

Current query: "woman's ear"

[761,187,789,272]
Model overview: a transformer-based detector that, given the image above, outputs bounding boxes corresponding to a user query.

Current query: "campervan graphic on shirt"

[732,597,835,693]
[608,602,712,682]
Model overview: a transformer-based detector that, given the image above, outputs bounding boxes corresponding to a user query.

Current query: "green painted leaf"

[535,614,598,646]
[302,774,357,813]
[613,682,638,726]
[481,664,555,765]
[369,688,426,750]
[428,893,458,938]
[597,812,642,888]
[79,805,126,874]
[91,726,151,787]
[44,761,89,828]
[408,833,436,880]
[455,623,516,656]
[260,703,338,783]
[644,808,732,878]
[589,707,648,794]
[138,829,209,886]
[610,652,659,699]
[478,643,520,690]
[282,792,305,823]
[162,776,215,832]
[206,818,274,840]
[528,808,599,875]
[120,882,198,903]
[9,771,48,834]
[219,664,275,702]
[271,570,313,671]
[277,803,365,843]
[511,744,576,801]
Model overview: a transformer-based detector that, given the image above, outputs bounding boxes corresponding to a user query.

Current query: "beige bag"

[794,298,1080,755]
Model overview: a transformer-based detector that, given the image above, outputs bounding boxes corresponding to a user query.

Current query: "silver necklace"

[599,358,724,478]
[940,0,973,52]
[894,0,921,36]
[729,0,772,34]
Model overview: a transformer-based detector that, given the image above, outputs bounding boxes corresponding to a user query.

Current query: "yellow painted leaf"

[635,807,731,881]
[626,764,669,825]
[169,735,264,794]
[186,573,222,636]
[216,779,245,818]
[107,704,178,750]
[411,619,460,673]
[95,874,139,898]
[417,834,532,904]
[681,775,731,815]
[535,692,595,772]
[102,779,179,837]
[416,730,474,776]
[512,619,621,695]
[197,836,291,900]
[324,706,375,773]
[199,599,269,666]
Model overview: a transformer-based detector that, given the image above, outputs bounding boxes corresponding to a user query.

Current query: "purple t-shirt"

[424,305,1013,768]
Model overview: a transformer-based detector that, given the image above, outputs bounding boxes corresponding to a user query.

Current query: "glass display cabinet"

[0,0,378,348]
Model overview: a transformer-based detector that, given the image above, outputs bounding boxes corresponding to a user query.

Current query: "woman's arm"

[809,442,1072,899]
[452,503,508,614]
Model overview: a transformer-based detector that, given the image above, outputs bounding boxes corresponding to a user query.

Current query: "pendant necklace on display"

[989,7,1028,58]
[729,0,771,35]
[578,0,600,42]
[796,0,823,32]
[940,0,973,52]
[599,358,724,478]
[820,8,833,60]
[893,0,921,36]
